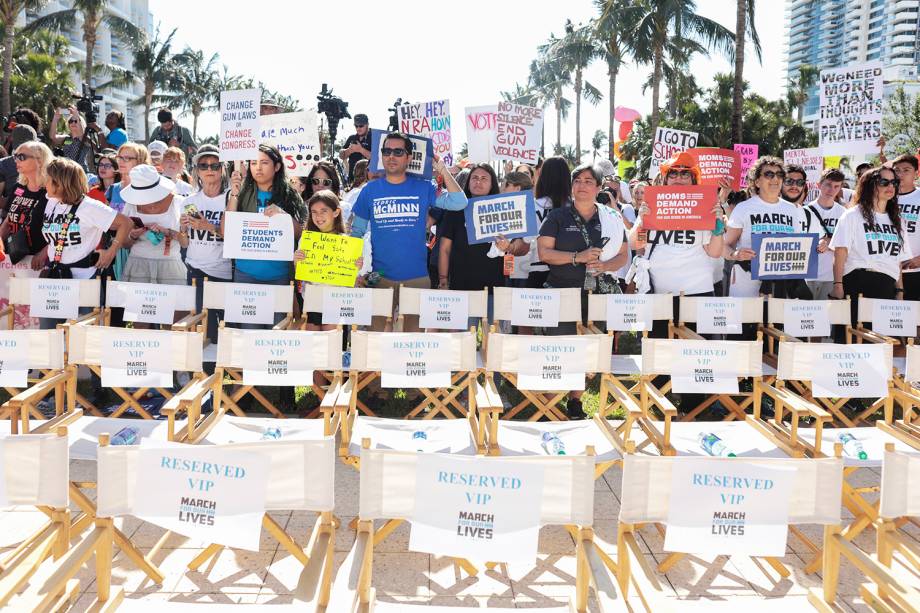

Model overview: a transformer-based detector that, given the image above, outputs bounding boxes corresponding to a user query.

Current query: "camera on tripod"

[316,83,351,156]
[73,83,103,124]
[387,98,406,132]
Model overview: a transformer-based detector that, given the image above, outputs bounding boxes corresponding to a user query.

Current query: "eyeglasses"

[761,170,786,180]
[355,124,367,128]
[197,162,222,171]
[116,155,137,162]
[783,178,806,187]
[97,162,114,169]
[67,119,79,125]
[311,178,333,186]
[666,169,693,179]
[878,178,901,187]
[381,147,407,158]
[13,153,34,161]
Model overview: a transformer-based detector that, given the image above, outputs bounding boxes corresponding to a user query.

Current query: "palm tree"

[500,82,537,106]
[595,0,640,160]
[731,0,762,144]
[591,129,607,161]
[129,25,176,140]
[0,0,48,115]
[168,47,219,139]
[528,52,571,155]
[786,63,819,125]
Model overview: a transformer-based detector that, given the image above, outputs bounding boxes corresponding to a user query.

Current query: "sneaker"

[566,398,585,420]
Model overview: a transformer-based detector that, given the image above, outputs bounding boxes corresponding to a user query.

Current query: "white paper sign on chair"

[517,336,588,391]
[784,301,830,338]
[872,299,917,336]
[812,345,888,398]
[510,289,560,327]
[381,333,451,388]
[242,331,313,385]
[123,283,177,325]
[224,284,275,325]
[29,279,79,319]
[670,341,739,394]
[100,328,172,387]
[419,290,469,330]
[0,332,28,387]
[697,298,742,335]
[410,454,544,564]
[606,294,654,332]
[321,287,372,326]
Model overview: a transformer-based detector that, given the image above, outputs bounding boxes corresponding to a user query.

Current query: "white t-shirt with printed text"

[898,189,920,274]
[183,190,232,279]
[800,199,845,282]
[646,229,716,295]
[727,195,805,250]
[41,196,117,279]
[829,207,912,281]
[122,195,183,260]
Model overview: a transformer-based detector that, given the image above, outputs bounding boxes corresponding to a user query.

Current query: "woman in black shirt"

[0,140,53,269]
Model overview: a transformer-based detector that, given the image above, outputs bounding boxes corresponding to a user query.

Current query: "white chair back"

[879,449,920,519]
[397,286,488,318]
[587,293,673,326]
[68,325,203,372]
[11,277,101,308]
[215,327,342,371]
[906,344,920,384]
[485,333,613,373]
[1,433,69,507]
[766,297,851,326]
[104,280,197,311]
[302,285,394,318]
[640,338,763,378]
[493,286,583,324]
[678,295,763,324]
[776,341,894,383]
[0,329,65,370]
[350,330,478,372]
[858,296,920,333]
[202,279,294,313]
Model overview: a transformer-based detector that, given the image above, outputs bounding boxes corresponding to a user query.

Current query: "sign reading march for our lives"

[294,231,363,287]
[783,148,823,184]
[224,283,275,325]
[410,454,544,564]
[668,340,741,394]
[784,301,831,338]
[418,289,469,331]
[464,191,538,245]
[686,148,742,190]
[100,328,172,388]
[517,336,589,391]
[606,294,654,332]
[380,333,451,388]
[872,299,918,337]
[321,287,373,326]
[400,99,453,166]
[219,88,260,161]
[28,278,79,320]
[241,330,313,386]
[123,283,177,325]
[0,331,28,387]
[734,144,758,188]
[650,127,698,179]
[819,62,883,156]
[369,129,433,180]
[489,101,543,164]
[222,212,294,261]
[812,344,888,398]
[510,288,560,327]
[464,104,497,162]
[259,111,320,177]
[751,234,818,281]
[133,442,269,551]
[642,185,717,231]
[664,458,795,557]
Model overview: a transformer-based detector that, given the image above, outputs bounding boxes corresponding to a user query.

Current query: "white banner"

[222,212,294,261]
[517,336,588,391]
[872,299,917,336]
[259,111,320,176]
[242,331,314,385]
[669,341,740,394]
[380,334,451,388]
[224,284,276,325]
[419,290,469,330]
[510,289,560,327]
[783,301,830,338]
[100,328,172,388]
[489,102,543,165]
[812,345,888,398]
[123,283,177,325]
[464,105,497,163]
[320,287,372,326]
[696,298,742,335]
[606,294,654,332]
[29,279,79,320]
[818,63,884,156]
[400,99,453,166]
[219,88,260,161]
[650,127,698,179]
[0,331,28,387]
[783,148,823,184]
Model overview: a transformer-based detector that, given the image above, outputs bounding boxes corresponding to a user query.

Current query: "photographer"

[149,108,196,162]
[339,113,371,183]
[48,107,92,172]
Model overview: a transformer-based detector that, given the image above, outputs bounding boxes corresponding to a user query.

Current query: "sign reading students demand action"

[750,233,818,280]
[642,185,717,231]
[464,191,538,244]
[818,62,883,156]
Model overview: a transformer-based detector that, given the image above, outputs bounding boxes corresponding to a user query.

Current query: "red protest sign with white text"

[643,185,718,231]
[686,148,742,190]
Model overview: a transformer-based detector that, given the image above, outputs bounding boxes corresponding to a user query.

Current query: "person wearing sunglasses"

[305,162,340,197]
[0,140,54,270]
[340,113,371,182]
[891,154,920,300]
[49,106,91,172]
[88,152,119,203]
[800,168,846,300]
[780,163,809,205]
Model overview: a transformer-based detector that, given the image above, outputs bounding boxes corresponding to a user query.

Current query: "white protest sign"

[606,294,654,332]
[669,340,740,394]
[783,148,823,184]
[664,458,795,557]
[418,290,469,330]
[517,336,589,391]
[100,328,172,388]
[650,127,698,179]
[410,454,544,564]
[222,212,294,261]
[380,333,451,388]
[123,283,177,325]
[872,299,917,336]
[219,88,260,161]
[812,345,888,398]
[242,331,313,385]
[400,99,453,166]
[259,111,320,176]
[783,301,830,338]
[320,287,372,326]
[0,331,28,387]
[464,104,498,163]
[224,284,275,325]
[696,298,742,335]
[28,279,79,320]
[490,101,543,165]
[510,289,560,327]
[133,443,269,551]
[819,62,884,156]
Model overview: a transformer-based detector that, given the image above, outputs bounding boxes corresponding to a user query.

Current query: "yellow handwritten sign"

[294,231,363,287]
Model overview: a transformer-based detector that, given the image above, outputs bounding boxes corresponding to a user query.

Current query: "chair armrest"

[641,380,678,417]
[849,325,897,345]
[160,373,216,418]
[273,314,294,330]
[672,325,704,341]
[172,311,206,332]
[763,383,832,422]
[6,370,72,406]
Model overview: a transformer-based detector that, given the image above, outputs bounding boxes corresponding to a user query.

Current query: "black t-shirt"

[439,210,504,291]
[0,156,17,204]
[538,206,605,289]
[343,132,371,179]
[5,183,49,254]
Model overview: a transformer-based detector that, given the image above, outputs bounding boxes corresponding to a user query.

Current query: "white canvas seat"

[62,414,175,461]
[347,414,477,458]
[493,419,621,462]
[490,286,584,335]
[191,414,331,445]
[850,295,920,346]
[7,277,102,330]
[103,280,198,327]
[761,297,851,368]
[0,329,69,433]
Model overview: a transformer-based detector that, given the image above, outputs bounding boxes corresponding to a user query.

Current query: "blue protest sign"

[369,129,434,180]
[751,233,818,280]
[463,190,538,245]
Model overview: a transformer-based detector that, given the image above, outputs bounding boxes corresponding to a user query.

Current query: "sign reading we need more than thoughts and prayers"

[818,62,883,156]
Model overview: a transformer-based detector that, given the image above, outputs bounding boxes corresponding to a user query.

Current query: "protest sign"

[219,88,260,161]
[222,212,294,261]
[242,330,314,385]
[464,191,538,245]
[517,336,589,391]
[464,104,498,162]
[696,298,742,335]
[28,279,79,320]
[100,328,172,388]
[294,231,363,287]
[320,287,373,326]
[606,294,655,332]
[734,144,758,187]
[0,331,28,387]
[664,458,795,557]
[872,299,918,336]
[224,284,275,325]
[669,340,740,394]
[751,234,818,280]
[489,101,543,164]
[784,301,830,338]
[783,148,823,184]
[410,454,544,564]
[418,290,469,330]
[510,288,560,327]
[259,111,320,176]
[650,127,698,179]
[642,185,717,231]
[812,344,888,398]
[133,443,269,551]
[400,99,453,166]
[123,283,177,325]
[818,62,883,156]
[686,148,742,190]
[369,128,433,180]
[380,333,451,388]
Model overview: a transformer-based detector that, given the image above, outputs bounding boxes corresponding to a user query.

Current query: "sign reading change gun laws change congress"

[100,328,172,387]
[223,212,294,261]
[219,88,260,161]
[410,454,544,564]
[751,234,818,280]
[381,333,451,388]
[28,279,79,320]
[464,191,538,244]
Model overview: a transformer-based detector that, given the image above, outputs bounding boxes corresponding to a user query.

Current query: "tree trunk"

[83,26,96,87]
[650,44,663,138]
[574,69,582,162]
[192,103,201,139]
[2,21,14,117]
[608,54,618,161]
[731,0,746,144]
[668,70,678,117]
[144,85,152,141]
[555,86,562,155]
[796,99,804,125]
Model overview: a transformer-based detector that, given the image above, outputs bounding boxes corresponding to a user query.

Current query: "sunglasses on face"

[13,153,33,161]
[878,178,901,187]
[667,169,693,179]
[311,178,333,186]
[67,119,79,125]
[783,178,806,187]
[197,162,222,171]
[381,147,407,158]
[761,170,786,180]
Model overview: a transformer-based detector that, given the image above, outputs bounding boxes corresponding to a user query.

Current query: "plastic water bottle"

[342,350,351,369]
[412,430,428,451]
[261,427,282,440]
[541,432,566,455]
[698,432,736,457]
[110,427,138,446]
[838,432,868,460]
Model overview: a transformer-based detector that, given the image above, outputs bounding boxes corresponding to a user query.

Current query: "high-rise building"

[784,0,920,125]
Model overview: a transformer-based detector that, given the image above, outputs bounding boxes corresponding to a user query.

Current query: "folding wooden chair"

[0,329,72,434]
[760,297,852,369]
[5,277,102,332]
[891,340,920,443]
[395,285,489,332]
[301,283,394,330]
[671,294,763,340]
[102,279,198,327]
[848,295,920,351]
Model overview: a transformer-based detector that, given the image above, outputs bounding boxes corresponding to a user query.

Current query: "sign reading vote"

[123,283,177,325]
[812,345,888,398]
[320,287,372,326]
[100,328,172,388]
[517,336,589,391]
[369,129,433,180]
[0,331,28,387]
[664,458,795,557]
[669,341,740,394]
[751,234,817,280]
[219,88,260,161]
[29,279,80,319]
[224,284,275,325]
[606,294,654,332]
[872,299,917,336]
[294,231,363,287]
[242,330,313,386]
[696,298,742,335]
[464,191,538,244]
[784,301,830,338]
[223,212,294,261]
[510,289,560,327]
[410,454,544,564]
[380,333,451,388]
[642,185,717,231]
[419,289,469,330]
[464,104,497,162]
[133,443,269,551]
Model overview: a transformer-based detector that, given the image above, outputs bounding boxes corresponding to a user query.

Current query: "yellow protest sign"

[824,155,842,170]
[294,231,363,287]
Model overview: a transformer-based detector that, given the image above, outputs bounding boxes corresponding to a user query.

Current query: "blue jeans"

[232,269,288,329]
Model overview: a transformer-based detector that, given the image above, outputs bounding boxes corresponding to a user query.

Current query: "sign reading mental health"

[294,231,363,287]
[783,148,823,184]
[0,331,28,387]
[369,128,433,180]
[650,127,698,179]
[517,336,589,391]
[224,284,275,325]
[642,185,717,231]
[510,288,560,327]
[606,294,654,332]
[410,454,544,564]
[668,340,741,394]
[751,234,818,280]
[489,101,543,164]
[380,333,451,388]
[696,298,742,335]
[123,283,177,325]
[664,458,795,557]
[872,299,918,336]
[784,301,830,338]
[400,99,453,166]
[418,289,469,330]
[133,443,269,551]
[259,111,320,176]
[219,88,260,161]
[242,330,313,385]
[734,144,758,187]
[320,287,373,326]
[818,62,884,156]
[686,148,742,190]
[464,104,498,162]
[29,279,79,320]
[100,328,172,387]
[812,344,888,398]
[222,212,294,261]
[464,191,538,245]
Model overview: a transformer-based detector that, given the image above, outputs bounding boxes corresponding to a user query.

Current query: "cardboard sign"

[400,99,453,166]
[222,212,294,261]
[642,185,717,231]
[664,458,795,557]
[819,62,884,156]
[29,279,79,320]
[320,287,373,326]
[464,104,498,163]
[242,330,314,385]
[259,111,320,176]
[0,331,28,387]
[224,284,275,325]
[380,333,451,388]
[464,191,538,244]
[510,289,560,327]
[783,148,823,184]
[872,299,918,336]
[686,148,742,190]
[783,301,830,338]
[751,234,818,280]
[410,454,544,564]
[650,127,698,179]
[734,144,758,188]
[812,345,888,398]
[669,340,740,394]
[489,101,543,164]
[696,298,742,335]
[517,336,588,391]
[369,129,434,180]
[133,443,269,551]
[418,289,469,330]
[100,328,172,388]
[294,231,363,287]
[123,283,177,325]
[606,294,654,332]
[219,88,260,161]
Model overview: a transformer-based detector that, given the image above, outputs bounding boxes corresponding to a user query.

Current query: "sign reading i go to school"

[224,283,275,325]
[0,331,28,387]
[294,231,363,287]
[100,328,172,388]
[751,234,817,280]
[517,336,589,391]
[380,333,451,388]
[410,453,544,564]
[369,129,434,180]
[29,279,80,320]
[464,191,538,244]
[222,212,294,261]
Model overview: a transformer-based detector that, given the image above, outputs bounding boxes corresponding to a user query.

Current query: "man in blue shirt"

[351,131,467,330]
